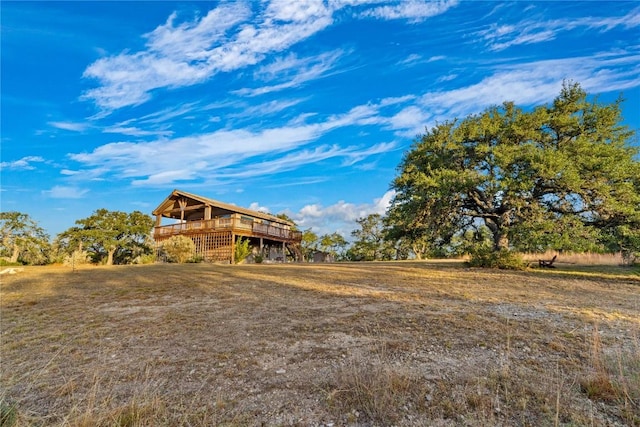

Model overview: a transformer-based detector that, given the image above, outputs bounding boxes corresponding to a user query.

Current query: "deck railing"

[154,217,302,241]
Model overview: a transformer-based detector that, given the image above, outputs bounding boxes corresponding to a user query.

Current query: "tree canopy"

[57,209,154,265]
[0,212,50,265]
[388,82,640,259]
[349,214,398,261]
[318,232,349,259]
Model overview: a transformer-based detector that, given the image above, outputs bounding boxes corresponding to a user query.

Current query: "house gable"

[152,189,294,226]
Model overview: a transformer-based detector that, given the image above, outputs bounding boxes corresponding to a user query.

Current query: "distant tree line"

[1,209,154,266]
[2,83,638,267]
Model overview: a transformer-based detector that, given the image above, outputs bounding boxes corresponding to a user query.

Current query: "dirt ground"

[1,261,639,426]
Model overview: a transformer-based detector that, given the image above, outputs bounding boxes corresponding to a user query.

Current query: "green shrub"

[254,254,264,264]
[63,250,91,266]
[137,253,157,264]
[621,249,640,266]
[234,238,251,264]
[187,254,204,263]
[161,235,196,264]
[467,248,527,270]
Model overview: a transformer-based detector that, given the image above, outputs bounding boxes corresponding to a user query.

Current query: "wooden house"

[153,189,302,263]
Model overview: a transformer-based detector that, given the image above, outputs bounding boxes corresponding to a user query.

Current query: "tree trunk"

[494,232,509,251]
[412,244,423,260]
[486,218,509,251]
[10,244,20,263]
[107,247,115,265]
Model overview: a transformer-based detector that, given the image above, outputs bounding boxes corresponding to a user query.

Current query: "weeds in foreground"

[0,398,18,427]
[580,325,640,425]
[325,348,426,425]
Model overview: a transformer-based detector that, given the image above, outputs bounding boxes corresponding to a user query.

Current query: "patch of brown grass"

[326,357,425,424]
[1,261,639,425]
[522,251,627,266]
[580,325,640,425]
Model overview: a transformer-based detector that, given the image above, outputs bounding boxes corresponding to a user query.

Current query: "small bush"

[161,235,196,264]
[621,249,640,266]
[254,254,264,264]
[468,248,527,270]
[187,254,204,263]
[137,253,157,264]
[234,238,251,264]
[580,374,618,402]
[63,250,91,267]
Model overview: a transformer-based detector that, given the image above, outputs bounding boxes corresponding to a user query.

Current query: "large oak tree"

[57,209,154,265]
[387,82,640,257]
[0,212,50,265]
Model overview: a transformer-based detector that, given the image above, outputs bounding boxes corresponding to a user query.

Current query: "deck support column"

[282,242,286,262]
[178,198,188,223]
[231,233,235,264]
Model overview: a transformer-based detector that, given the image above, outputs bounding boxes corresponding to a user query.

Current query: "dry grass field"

[1,261,639,426]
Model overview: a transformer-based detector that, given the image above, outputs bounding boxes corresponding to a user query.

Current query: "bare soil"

[1,261,639,426]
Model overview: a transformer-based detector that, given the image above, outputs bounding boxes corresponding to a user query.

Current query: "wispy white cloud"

[227,98,308,119]
[235,50,345,96]
[479,8,640,51]
[360,0,458,22]
[398,53,422,66]
[1,156,45,170]
[419,51,640,118]
[68,104,394,187]
[436,73,458,83]
[81,3,248,109]
[60,169,80,176]
[130,103,200,126]
[95,102,200,138]
[210,142,396,181]
[81,0,457,112]
[381,49,640,136]
[265,177,329,188]
[49,121,89,132]
[103,126,173,138]
[42,185,89,199]
[81,2,333,111]
[388,106,429,136]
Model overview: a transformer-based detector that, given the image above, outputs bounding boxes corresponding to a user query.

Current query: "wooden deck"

[154,217,302,242]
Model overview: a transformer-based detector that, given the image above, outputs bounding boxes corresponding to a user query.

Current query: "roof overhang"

[152,189,295,227]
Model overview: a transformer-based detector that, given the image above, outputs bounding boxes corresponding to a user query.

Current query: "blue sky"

[1,1,639,238]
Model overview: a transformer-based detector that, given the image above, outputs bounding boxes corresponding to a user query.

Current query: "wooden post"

[155,215,162,227]
[231,233,235,264]
[178,198,188,222]
[282,242,286,262]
